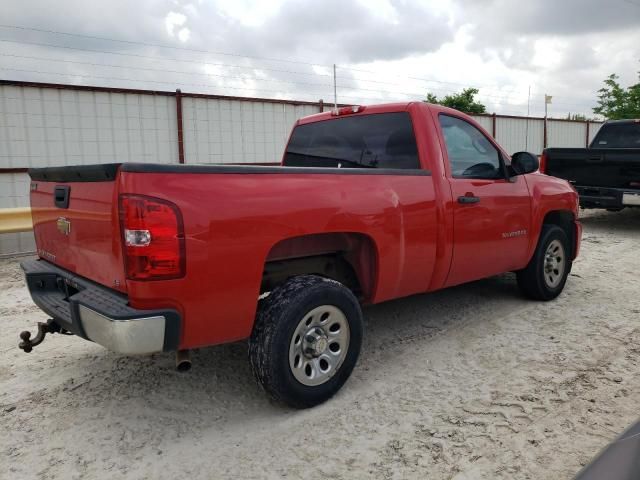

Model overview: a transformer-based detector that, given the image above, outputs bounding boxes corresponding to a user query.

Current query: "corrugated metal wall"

[181,97,318,164]
[547,120,586,148]
[0,172,34,254]
[0,85,178,168]
[469,115,603,154]
[0,81,605,255]
[491,116,545,155]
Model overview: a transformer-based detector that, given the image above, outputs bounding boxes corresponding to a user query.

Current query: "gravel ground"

[1,208,639,480]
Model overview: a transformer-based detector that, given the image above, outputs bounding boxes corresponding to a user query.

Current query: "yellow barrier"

[0,208,33,233]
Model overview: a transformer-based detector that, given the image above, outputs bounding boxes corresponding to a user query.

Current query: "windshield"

[591,123,640,149]
[284,112,420,169]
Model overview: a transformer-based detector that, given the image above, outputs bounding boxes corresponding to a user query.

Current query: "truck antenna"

[333,64,338,110]
[525,85,531,150]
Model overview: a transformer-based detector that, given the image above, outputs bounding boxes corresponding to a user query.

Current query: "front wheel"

[517,225,571,301]
[249,275,363,408]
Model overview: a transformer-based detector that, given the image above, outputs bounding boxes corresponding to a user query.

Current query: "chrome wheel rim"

[289,305,350,387]
[543,239,565,288]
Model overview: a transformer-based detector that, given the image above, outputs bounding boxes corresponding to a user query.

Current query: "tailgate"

[546,148,640,189]
[28,164,127,293]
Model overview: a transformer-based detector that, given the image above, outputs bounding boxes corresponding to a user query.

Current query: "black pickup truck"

[543,119,640,210]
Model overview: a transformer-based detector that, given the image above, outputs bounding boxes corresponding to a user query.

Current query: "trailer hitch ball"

[19,330,36,353]
[18,319,68,353]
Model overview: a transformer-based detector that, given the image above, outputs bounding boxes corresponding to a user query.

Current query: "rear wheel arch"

[261,232,379,302]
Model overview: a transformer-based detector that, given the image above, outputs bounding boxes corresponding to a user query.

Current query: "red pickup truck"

[20,102,581,408]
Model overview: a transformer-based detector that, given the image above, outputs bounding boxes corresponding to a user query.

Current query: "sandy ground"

[1,208,639,480]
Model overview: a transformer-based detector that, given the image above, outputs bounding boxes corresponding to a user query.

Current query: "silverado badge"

[57,217,71,236]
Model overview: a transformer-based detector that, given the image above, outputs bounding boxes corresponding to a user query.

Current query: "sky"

[1,0,639,118]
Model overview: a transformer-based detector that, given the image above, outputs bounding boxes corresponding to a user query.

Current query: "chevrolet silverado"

[19,102,582,408]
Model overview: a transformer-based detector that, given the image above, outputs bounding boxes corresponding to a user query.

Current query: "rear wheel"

[249,275,363,408]
[517,225,571,301]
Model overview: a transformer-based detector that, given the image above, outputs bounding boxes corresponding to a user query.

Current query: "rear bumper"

[21,259,181,354]
[576,186,640,209]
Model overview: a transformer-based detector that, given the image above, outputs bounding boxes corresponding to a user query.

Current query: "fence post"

[319,99,324,113]
[175,89,185,164]
[492,113,496,138]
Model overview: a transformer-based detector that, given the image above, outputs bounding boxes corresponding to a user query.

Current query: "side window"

[439,114,502,179]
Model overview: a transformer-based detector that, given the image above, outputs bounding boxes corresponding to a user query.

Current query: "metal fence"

[0,80,603,255]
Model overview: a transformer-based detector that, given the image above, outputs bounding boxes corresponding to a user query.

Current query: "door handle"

[458,194,480,204]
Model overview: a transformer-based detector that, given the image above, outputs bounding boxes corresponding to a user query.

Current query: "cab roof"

[296,102,478,126]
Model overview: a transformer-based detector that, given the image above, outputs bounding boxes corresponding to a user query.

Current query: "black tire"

[517,224,571,301]
[249,275,363,408]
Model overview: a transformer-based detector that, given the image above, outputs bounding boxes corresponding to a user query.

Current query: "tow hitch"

[18,319,71,353]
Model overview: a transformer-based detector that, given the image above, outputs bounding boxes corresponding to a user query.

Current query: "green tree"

[425,87,487,114]
[593,73,640,119]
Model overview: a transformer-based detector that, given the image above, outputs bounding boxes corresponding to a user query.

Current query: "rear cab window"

[284,112,421,170]
[592,122,640,148]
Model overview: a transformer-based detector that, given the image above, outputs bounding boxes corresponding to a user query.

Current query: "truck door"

[437,114,532,287]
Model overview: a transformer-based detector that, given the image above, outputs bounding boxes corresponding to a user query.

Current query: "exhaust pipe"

[175,349,191,372]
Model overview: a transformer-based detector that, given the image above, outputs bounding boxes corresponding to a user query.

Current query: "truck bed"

[28,162,439,349]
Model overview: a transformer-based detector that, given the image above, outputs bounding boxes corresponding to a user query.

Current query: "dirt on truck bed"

[1,209,639,480]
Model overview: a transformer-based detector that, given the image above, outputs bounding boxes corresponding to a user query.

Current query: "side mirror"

[510,151,539,175]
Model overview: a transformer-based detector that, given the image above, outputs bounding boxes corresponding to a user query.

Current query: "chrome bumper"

[79,305,166,354]
[21,259,181,354]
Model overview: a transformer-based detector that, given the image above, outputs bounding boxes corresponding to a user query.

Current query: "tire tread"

[517,224,571,301]
[249,275,362,408]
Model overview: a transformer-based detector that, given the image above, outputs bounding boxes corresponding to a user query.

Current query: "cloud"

[182,0,454,64]
[165,11,190,42]
[0,0,637,118]
[451,0,640,75]
[454,0,640,38]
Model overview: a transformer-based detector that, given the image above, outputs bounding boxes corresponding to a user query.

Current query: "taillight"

[119,194,185,280]
[539,151,548,174]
